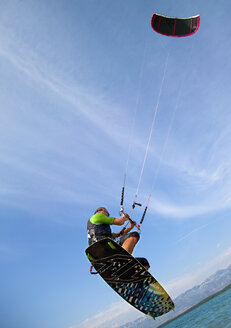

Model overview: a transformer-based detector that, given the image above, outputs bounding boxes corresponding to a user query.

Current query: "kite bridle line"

[119,28,149,228]
[120,53,169,231]
[138,41,195,225]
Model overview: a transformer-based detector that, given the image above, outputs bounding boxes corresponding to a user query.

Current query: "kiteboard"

[85,238,174,319]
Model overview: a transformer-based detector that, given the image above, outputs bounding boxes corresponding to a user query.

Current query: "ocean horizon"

[159,285,231,328]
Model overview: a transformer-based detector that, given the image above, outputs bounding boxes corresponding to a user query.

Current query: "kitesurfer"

[87,207,140,255]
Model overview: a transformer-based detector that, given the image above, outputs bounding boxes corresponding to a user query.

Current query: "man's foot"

[136,257,150,270]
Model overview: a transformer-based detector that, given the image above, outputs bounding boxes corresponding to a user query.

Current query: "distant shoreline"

[157,283,231,328]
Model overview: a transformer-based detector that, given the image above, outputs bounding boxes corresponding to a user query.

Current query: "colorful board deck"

[85,238,174,319]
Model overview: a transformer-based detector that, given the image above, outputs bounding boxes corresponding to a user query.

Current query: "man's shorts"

[119,231,140,245]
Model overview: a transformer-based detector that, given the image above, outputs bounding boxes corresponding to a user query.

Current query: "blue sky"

[1,1,231,328]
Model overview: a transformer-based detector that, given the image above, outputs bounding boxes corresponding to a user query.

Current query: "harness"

[87,219,112,245]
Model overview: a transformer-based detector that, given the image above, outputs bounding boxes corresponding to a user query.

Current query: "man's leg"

[121,232,140,254]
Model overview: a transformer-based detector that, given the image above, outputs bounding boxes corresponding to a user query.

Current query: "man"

[87,207,150,270]
[87,206,140,254]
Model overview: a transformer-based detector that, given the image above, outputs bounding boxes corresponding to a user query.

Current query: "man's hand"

[129,220,137,229]
[122,212,130,220]
[123,213,138,229]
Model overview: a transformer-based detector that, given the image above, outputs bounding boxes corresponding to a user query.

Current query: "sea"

[161,287,231,328]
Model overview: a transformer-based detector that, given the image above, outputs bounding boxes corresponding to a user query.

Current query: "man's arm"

[111,219,137,238]
[122,220,137,234]
[113,213,130,226]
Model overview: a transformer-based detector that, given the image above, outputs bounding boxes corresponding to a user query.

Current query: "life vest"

[87,219,112,245]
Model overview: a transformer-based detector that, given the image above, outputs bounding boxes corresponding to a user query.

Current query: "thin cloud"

[0,28,133,211]
[176,223,209,243]
[166,246,231,298]
[148,199,214,219]
[0,28,129,149]
[71,301,142,328]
